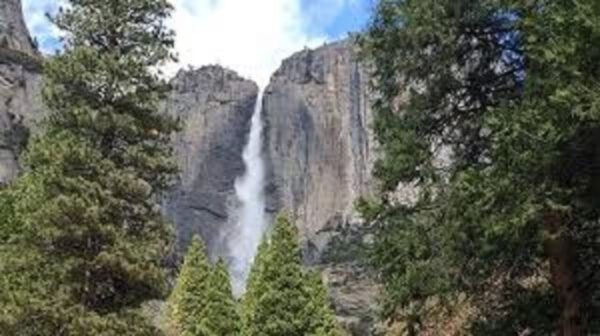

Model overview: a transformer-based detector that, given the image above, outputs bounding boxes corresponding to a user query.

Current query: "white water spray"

[228,90,267,295]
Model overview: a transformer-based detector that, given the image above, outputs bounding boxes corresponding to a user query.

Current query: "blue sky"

[22,0,64,53]
[22,0,373,85]
[301,0,373,39]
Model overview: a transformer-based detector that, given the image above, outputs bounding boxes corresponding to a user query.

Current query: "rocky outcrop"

[0,0,43,185]
[162,66,258,258]
[263,40,380,335]
[0,0,37,56]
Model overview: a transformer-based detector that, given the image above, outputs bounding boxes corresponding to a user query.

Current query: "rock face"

[0,0,43,185]
[0,0,36,56]
[162,66,258,258]
[263,40,380,335]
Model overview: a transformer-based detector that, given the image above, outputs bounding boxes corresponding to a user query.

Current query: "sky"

[22,0,373,86]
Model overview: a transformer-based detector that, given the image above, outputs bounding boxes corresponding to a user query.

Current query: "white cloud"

[168,0,328,86]
[22,0,357,86]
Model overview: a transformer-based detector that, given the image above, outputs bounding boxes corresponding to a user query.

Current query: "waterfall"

[228,89,267,296]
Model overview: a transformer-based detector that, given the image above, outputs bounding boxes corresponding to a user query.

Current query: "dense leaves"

[166,237,240,336]
[0,0,178,334]
[362,0,600,334]
[168,218,340,336]
[201,259,240,336]
[167,237,210,335]
[242,215,341,336]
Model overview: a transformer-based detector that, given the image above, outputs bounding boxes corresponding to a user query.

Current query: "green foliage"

[304,271,342,336]
[167,236,211,335]
[0,189,17,243]
[242,215,341,336]
[167,238,239,336]
[248,215,308,336]
[240,239,268,335]
[200,259,240,336]
[43,0,179,191]
[0,0,178,333]
[362,0,600,334]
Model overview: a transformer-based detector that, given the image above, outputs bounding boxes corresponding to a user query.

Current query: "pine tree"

[0,0,178,333]
[361,0,600,334]
[242,215,341,336]
[167,236,211,336]
[199,259,240,336]
[240,238,269,334]
[305,271,342,336]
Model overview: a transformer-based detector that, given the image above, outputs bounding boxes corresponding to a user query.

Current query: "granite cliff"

[0,0,43,184]
[0,0,36,56]
[263,40,379,334]
[162,66,258,259]
[164,42,381,333]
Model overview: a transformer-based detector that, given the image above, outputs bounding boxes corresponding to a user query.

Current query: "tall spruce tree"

[305,271,342,336]
[240,239,269,336]
[0,0,178,334]
[361,0,600,334]
[242,215,341,336]
[198,259,240,336]
[167,242,240,336]
[167,236,211,336]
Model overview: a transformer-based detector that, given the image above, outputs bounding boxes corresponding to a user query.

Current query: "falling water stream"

[228,90,267,296]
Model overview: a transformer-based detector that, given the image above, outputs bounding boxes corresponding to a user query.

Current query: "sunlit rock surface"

[263,40,380,335]
[0,0,43,184]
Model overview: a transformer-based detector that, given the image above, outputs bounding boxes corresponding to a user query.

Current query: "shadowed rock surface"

[263,40,380,335]
[162,66,258,259]
[0,0,43,184]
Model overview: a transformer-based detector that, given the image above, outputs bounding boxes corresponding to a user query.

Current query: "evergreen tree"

[167,242,240,336]
[0,0,178,333]
[305,271,342,336]
[240,238,269,334]
[167,236,211,336]
[361,0,600,334]
[242,215,341,336]
[197,259,240,336]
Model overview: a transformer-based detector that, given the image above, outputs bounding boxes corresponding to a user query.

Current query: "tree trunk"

[543,211,583,336]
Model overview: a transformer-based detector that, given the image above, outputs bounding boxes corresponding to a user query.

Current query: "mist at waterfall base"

[227,90,268,296]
